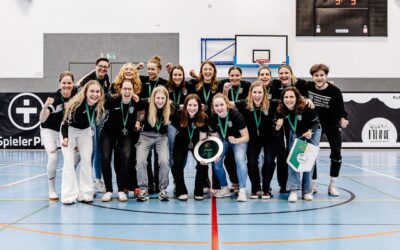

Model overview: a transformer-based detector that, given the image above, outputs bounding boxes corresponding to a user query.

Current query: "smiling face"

[283,90,296,110]
[213,97,228,118]
[121,80,133,103]
[312,69,328,89]
[186,98,199,118]
[252,86,264,107]
[147,62,160,81]
[155,91,167,109]
[123,64,135,80]
[258,68,271,85]
[86,84,102,106]
[96,60,109,79]
[201,63,215,83]
[172,68,184,86]
[228,69,242,86]
[278,67,292,86]
[59,75,74,98]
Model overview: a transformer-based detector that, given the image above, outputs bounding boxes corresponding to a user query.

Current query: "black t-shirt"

[41,88,78,132]
[102,97,145,135]
[168,82,196,106]
[175,117,208,145]
[79,71,110,94]
[61,102,97,139]
[284,107,320,137]
[236,101,274,142]
[209,109,247,139]
[190,79,218,115]
[139,76,167,100]
[141,103,174,134]
[218,79,251,102]
[306,82,348,129]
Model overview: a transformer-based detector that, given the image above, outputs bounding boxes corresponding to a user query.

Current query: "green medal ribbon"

[202,87,211,106]
[217,112,229,139]
[187,122,196,142]
[60,95,65,116]
[85,101,96,128]
[229,83,242,102]
[148,78,160,97]
[253,109,262,131]
[120,100,131,129]
[155,115,163,132]
[172,89,182,104]
[287,113,298,133]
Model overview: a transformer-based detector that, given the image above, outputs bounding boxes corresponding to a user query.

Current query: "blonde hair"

[211,93,234,114]
[113,63,142,96]
[278,65,298,85]
[246,81,269,112]
[63,80,105,123]
[147,86,171,127]
[148,55,162,70]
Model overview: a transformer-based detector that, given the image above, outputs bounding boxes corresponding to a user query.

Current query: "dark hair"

[228,66,242,75]
[196,61,218,93]
[180,94,208,128]
[59,71,74,82]
[148,55,162,70]
[276,87,306,117]
[257,66,271,76]
[310,64,329,75]
[96,57,110,66]
[167,64,186,91]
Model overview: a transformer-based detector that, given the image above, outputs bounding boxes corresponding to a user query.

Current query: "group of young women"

[40,55,348,204]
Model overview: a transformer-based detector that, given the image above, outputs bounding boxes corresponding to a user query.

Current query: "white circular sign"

[361,117,397,144]
[194,136,224,164]
[8,93,44,131]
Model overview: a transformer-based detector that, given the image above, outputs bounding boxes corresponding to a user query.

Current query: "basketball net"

[256,59,270,67]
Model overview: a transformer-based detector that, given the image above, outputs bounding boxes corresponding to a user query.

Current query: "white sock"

[330,177,337,184]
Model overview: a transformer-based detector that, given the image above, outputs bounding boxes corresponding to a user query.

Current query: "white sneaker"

[118,192,128,202]
[303,192,313,201]
[94,179,106,193]
[237,188,247,202]
[215,186,231,198]
[312,180,318,194]
[102,192,113,202]
[288,191,298,203]
[48,191,59,201]
[328,184,340,196]
[250,191,262,199]
[178,194,188,201]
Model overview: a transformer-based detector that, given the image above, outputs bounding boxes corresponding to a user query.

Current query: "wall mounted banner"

[319,92,400,148]
[0,92,50,149]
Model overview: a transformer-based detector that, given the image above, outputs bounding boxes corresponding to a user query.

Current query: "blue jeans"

[212,140,248,188]
[91,123,102,179]
[286,128,321,194]
[167,124,177,166]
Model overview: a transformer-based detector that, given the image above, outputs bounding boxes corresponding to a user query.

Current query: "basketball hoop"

[255,59,270,67]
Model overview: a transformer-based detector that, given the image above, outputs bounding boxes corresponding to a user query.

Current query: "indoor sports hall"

[1,1,399,250]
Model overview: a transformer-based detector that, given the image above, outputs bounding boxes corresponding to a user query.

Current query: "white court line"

[0,168,62,189]
[345,163,400,182]
[0,157,47,169]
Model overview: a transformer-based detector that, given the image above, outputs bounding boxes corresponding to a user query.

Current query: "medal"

[230,83,242,101]
[253,109,262,137]
[217,112,229,140]
[85,101,96,136]
[121,100,131,137]
[188,141,194,149]
[204,105,208,111]
[202,87,211,110]
[122,128,128,135]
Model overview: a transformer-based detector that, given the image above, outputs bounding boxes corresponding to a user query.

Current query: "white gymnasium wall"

[1,0,399,78]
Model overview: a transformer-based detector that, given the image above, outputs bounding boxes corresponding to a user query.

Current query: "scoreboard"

[296,0,387,36]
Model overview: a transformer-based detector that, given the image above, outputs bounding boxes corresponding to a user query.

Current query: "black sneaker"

[137,190,149,202]
[159,190,169,201]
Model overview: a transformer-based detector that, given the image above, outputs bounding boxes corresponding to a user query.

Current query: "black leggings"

[101,131,136,192]
[313,127,342,179]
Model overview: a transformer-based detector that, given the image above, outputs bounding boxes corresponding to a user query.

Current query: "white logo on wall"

[8,93,43,130]
[361,118,397,144]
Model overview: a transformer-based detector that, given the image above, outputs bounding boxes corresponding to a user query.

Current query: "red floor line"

[211,196,219,250]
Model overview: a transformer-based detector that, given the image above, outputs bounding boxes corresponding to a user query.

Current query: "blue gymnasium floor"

[0,149,399,250]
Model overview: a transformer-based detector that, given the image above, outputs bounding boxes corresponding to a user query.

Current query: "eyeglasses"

[97,64,109,69]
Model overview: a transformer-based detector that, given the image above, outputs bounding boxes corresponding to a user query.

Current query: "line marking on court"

[0,224,208,245]
[0,204,51,232]
[344,162,400,182]
[211,196,219,250]
[0,168,62,189]
[343,175,400,200]
[222,229,400,244]
[0,157,47,169]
